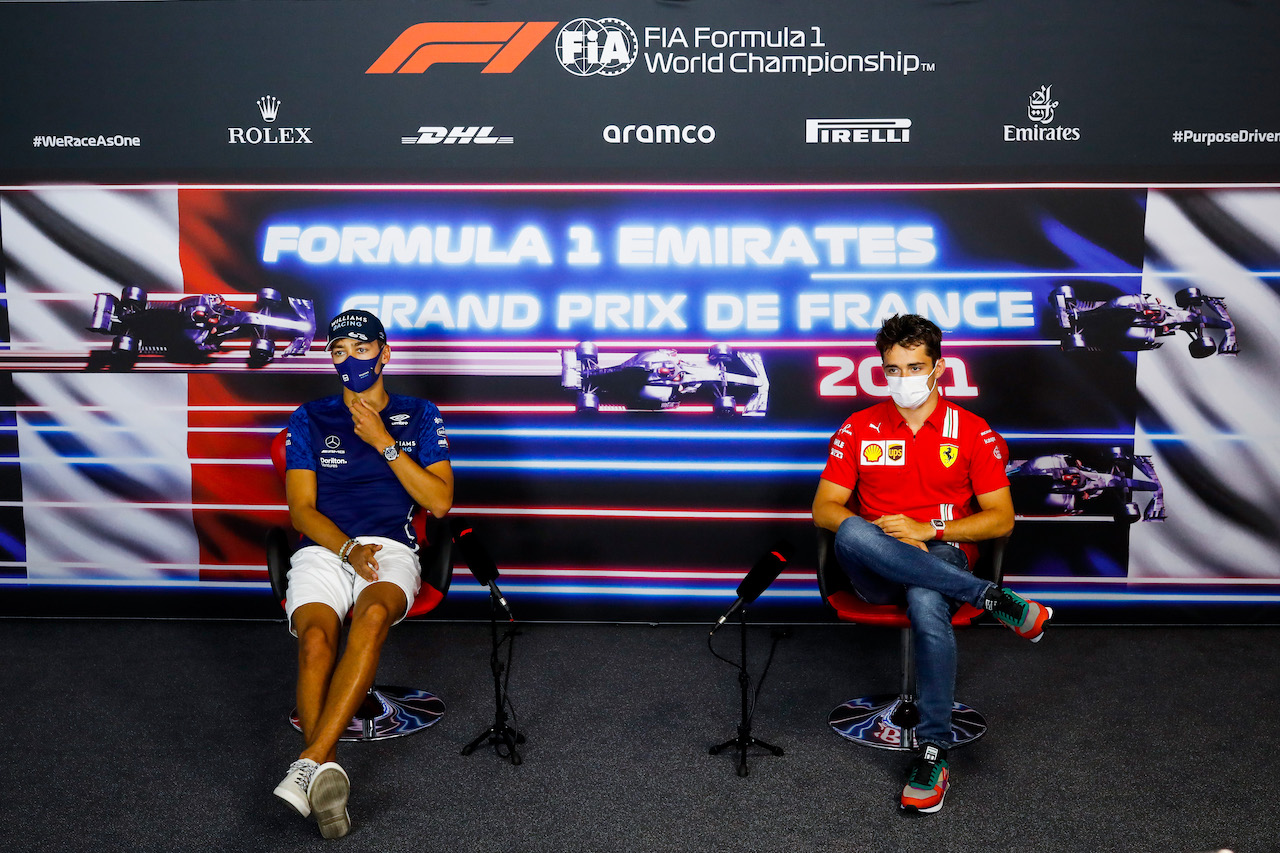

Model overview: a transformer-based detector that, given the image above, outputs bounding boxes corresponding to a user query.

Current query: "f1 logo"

[367,21,558,74]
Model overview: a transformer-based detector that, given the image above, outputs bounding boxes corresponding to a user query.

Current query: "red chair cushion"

[406,586,444,618]
[270,428,289,478]
[826,591,985,628]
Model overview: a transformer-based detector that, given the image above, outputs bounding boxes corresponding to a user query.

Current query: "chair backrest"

[267,427,454,604]
[270,427,289,479]
[815,526,855,602]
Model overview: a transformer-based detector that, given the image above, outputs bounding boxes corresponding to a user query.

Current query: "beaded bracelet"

[338,538,357,563]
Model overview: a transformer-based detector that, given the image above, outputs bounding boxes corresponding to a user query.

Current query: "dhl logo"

[367,22,558,74]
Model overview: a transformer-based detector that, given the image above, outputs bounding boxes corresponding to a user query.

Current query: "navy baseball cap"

[325,309,386,350]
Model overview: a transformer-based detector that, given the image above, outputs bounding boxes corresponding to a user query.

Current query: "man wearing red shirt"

[812,314,1051,815]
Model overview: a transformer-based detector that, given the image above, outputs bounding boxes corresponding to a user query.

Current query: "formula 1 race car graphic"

[560,342,769,415]
[1005,447,1166,523]
[87,287,316,367]
[1049,285,1238,358]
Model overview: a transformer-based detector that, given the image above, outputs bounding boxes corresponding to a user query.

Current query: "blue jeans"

[834,516,995,747]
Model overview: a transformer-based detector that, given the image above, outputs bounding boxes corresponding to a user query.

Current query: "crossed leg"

[291,581,409,764]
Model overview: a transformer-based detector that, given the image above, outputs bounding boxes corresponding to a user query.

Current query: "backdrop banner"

[2,186,1276,620]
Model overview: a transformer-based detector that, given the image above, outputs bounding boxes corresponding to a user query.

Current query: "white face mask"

[885,363,939,410]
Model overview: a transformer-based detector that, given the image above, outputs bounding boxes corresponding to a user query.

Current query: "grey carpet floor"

[0,619,1270,853]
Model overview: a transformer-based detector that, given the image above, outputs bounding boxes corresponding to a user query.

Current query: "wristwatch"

[930,519,946,540]
[382,443,400,462]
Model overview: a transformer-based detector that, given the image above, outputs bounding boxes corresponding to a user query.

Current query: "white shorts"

[284,536,422,637]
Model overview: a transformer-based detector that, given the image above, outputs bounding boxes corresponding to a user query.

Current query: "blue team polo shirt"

[285,393,451,550]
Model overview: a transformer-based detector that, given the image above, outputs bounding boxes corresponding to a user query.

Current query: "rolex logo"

[229,95,312,144]
[257,95,281,123]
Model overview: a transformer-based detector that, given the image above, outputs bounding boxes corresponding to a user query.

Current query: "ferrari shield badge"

[939,444,959,468]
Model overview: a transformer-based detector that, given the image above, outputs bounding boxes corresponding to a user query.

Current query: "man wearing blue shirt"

[272,310,453,839]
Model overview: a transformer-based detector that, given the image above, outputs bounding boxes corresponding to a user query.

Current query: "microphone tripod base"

[709,727,784,777]
[461,714,525,765]
[708,605,786,777]
[463,590,525,765]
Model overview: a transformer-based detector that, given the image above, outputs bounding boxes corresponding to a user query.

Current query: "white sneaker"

[309,762,351,839]
[273,758,319,817]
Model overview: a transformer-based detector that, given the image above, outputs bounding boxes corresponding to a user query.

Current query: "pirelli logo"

[367,22,558,74]
[806,118,911,144]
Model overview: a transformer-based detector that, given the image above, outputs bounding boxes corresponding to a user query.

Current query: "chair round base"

[828,694,986,752]
[291,685,445,742]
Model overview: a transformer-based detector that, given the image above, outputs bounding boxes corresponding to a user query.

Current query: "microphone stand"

[708,604,784,777]
[460,585,525,765]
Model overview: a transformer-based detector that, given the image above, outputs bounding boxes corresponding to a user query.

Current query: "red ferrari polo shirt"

[820,398,1009,567]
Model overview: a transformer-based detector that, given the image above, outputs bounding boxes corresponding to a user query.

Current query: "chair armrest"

[420,516,454,596]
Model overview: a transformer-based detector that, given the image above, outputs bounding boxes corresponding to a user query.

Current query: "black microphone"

[710,540,794,635]
[453,526,514,621]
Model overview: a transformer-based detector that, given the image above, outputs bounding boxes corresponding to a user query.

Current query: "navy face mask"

[335,348,382,392]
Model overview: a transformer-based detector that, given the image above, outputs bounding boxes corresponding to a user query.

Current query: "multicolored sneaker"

[273,758,318,817]
[309,761,351,839]
[900,743,949,814]
[985,586,1053,642]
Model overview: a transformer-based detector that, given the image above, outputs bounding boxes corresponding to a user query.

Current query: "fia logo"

[556,18,638,76]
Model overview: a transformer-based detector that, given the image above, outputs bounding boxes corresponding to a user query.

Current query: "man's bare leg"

[274,602,344,819]
[299,582,408,765]
[291,603,342,747]
[298,583,407,839]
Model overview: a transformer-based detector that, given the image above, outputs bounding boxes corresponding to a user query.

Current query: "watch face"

[383,444,399,460]
[931,519,945,530]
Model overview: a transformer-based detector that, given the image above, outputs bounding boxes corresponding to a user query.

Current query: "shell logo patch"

[862,442,884,464]
[939,444,959,468]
